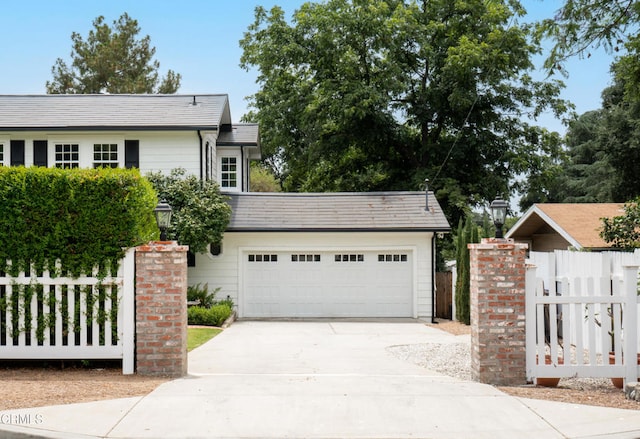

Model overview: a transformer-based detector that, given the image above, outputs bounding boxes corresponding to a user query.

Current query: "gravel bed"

[387,342,613,390]
[387,342,472,381]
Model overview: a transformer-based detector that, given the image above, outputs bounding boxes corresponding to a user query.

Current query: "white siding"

[136,131,200,176]
[1,131,201,177]
[188,231,434,319]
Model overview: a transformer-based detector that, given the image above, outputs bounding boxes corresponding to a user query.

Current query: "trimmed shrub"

[0,167,157,275]
[187,283,220,308]
[187,304,232,327]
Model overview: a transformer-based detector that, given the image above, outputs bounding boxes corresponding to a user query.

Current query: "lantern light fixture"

[154,200,172,241]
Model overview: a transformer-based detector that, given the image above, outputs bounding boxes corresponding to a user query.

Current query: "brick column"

[469,238,528,385]
[135,241,189,377]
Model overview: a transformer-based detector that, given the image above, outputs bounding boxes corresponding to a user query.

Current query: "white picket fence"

[526,250,640,385]
[0,249,135,374]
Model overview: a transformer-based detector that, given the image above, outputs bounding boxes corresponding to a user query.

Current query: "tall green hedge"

[0,167,157,276]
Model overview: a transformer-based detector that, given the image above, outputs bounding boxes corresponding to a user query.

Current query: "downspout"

[426,183,437,323]
[197,130,203,182]
[431,232,437,323]
[241,145,245,191]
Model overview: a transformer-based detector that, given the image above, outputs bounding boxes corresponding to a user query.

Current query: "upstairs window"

[55,144,79,169]
[93,143,118,168]
[221,157,237,189]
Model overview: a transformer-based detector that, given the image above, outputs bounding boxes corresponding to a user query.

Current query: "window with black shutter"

[10,140,25,166]
[33,140,48,167]
[124,140,139,169]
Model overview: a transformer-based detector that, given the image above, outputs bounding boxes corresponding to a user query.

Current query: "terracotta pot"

[609,353,640,389]
[536,355,564,387]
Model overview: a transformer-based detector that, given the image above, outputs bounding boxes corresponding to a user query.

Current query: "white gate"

[526,250,640,385]
[0,249,135,374]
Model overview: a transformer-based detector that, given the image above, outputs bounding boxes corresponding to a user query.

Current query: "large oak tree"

[240,0,570,223]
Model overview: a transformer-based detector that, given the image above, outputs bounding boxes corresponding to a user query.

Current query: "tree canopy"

[536,0,640,75]
[47,13,181,94]
[601,197,640,249]
[535,62,640,206]
[240,0,570,224]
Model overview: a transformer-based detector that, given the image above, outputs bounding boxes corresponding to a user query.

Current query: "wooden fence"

[435,271,453,319]
[526,250,640,385]
[0,249,135,374]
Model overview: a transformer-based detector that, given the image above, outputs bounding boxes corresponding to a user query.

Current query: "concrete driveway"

[110,320,583,438]
[4,320,640,439]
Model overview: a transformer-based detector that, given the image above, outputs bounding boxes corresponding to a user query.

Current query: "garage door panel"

[243,251,412,318]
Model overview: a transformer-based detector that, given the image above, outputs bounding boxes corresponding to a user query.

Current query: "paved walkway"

[2,321,640,438]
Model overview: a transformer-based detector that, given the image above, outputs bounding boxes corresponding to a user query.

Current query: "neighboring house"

[0,94,450,319]
[506,203,624,252]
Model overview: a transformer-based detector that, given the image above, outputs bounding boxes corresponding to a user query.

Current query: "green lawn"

[187,326,222,352]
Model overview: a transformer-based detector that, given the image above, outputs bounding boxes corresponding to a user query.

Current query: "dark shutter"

[124,140,139,169]
[10,140,25,166]
[33,140,48,167]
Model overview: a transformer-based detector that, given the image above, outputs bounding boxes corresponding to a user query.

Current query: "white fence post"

[623,264,639,386]
[121,248,135,375]
[525,263,537,382]
[451,264,457,322]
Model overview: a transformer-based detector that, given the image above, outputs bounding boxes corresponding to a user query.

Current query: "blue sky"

[0,0,615,132]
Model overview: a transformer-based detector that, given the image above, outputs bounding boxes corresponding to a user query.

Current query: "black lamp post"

[154,200,172,241]
[490,197,508,239]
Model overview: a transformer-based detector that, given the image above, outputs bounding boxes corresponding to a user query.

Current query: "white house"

[0,94,450,319]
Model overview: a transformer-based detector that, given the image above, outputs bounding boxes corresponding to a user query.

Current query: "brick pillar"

[469,238,528,385]
[135,242,189,377]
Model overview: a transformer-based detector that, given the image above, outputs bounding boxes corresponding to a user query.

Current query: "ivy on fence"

[0,275,122,346]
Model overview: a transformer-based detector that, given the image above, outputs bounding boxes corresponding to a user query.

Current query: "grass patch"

[187,326,222,352]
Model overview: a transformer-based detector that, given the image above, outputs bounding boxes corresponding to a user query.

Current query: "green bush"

[187,283,220,308]
[146,168,231,253]
[0,166,157,276]
[187,304,232,327]
[216,296,234,310]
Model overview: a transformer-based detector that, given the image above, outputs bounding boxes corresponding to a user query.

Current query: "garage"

[189,191,450,319]
[242,250,414,318]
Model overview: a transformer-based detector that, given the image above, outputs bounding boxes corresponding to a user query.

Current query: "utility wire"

[430,93,480,186]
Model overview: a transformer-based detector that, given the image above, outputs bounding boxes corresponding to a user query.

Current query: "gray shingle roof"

[217,124,259,146]
[227,192,450,232]
[0,94,231,131]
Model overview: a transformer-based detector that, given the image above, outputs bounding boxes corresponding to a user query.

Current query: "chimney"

[424,179,429,211]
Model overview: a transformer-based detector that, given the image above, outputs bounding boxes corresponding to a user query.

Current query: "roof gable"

[506,203,624,249]
[226,192,450,232]
[0,94,231,131]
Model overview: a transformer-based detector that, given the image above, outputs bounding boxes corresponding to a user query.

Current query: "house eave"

[216,142,259,147]
[226,227,451,233]
[0,125,219,132]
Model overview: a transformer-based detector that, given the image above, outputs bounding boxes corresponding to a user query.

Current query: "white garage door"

[242,250,413,318]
